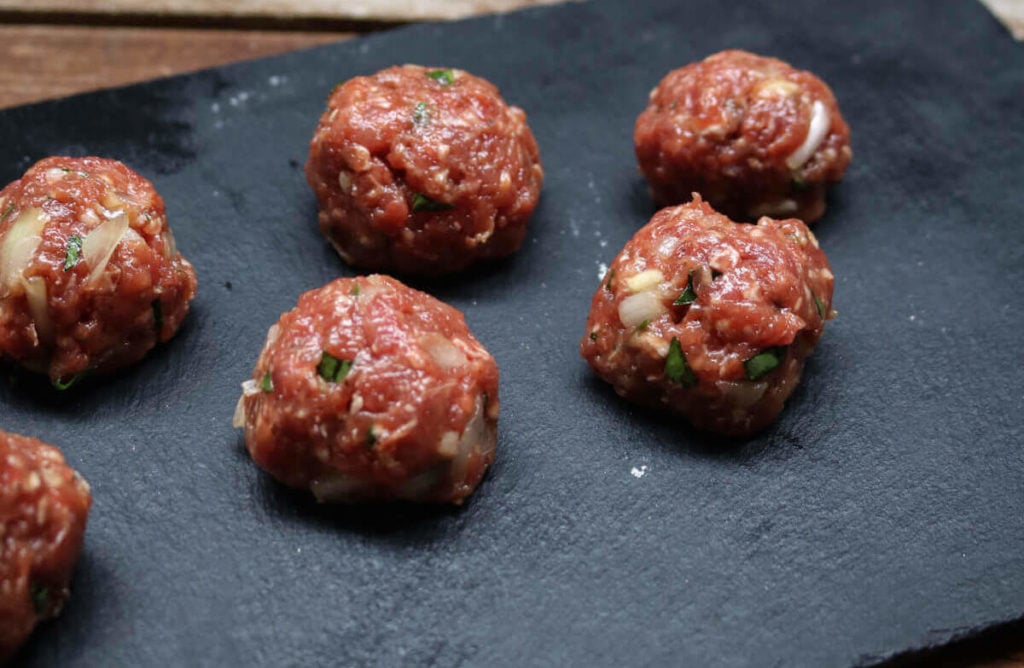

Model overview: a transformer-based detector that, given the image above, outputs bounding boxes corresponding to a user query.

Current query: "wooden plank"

[0,0,571,22]
[0,25,350,109]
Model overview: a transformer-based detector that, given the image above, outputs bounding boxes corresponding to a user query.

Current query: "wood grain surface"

[0,0,571,22]
[0,26,349,109]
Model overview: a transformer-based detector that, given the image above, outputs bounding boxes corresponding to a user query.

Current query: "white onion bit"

[23,276,53,345]
[421,333,468,369]
[81,212,129,285]
[0,208,46,293]
[231,394,247,429]
[618,291,666,328]
[625,269,664,293]
[786,100,830,170]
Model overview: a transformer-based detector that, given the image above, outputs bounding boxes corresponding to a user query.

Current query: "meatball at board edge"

[1,0,1023,665]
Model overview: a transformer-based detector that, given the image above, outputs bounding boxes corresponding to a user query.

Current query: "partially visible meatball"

[580,195,834,436]
[634,50,852,223]
[235,275,499,504]
[306,65,544,275]
[0,429,91,660]
[0,157,198,386]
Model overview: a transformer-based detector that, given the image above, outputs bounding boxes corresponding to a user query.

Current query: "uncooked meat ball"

[235,274,499,504]
[306,65,544,275]
[0,429,91,660]
[634,50,852,223]
[0,156,198,387]
[580,195,835,436]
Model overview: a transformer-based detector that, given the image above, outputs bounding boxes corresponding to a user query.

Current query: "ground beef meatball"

[0,157,198,386]
[306,65,544,275]
[0,429,91,660]
[235,274,499,504]
[634,50,852,224]
[580,195,834,437]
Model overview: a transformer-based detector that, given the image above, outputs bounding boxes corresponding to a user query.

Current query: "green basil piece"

[673,269,697,306]
[665,337,697,387]
[413,101,430,126]
[63,235,83,271]
[317,351,352,383]
[261,371,273,393]
[426,69,455,85]
[30,584,49,616]
[814,294,825,319]
[744,347,787,381]
[411,193,454,212]
[52,372,86,391]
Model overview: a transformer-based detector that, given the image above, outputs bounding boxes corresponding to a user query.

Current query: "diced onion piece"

[449,395,488,485]
[241,379,260,397]
[0,207,46,292]
[716,380,769,409]
[231,394,247,428]
[421,333,468,369]
[625,269,664,293]
[81,212,129,285]
[786,100,830,170]
[22,276,53,345]
[311,471,372,503]
[618,290,666,328]
[165,228,178,259]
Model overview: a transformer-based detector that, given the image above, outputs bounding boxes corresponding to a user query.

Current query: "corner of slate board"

[1,0,1023,666]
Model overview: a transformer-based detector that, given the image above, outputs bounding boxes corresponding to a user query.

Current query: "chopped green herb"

[59,167,71,173]
[814,294,825,319]
[1,202,14,220]
[411,193,454,212]
[261,371,274,393]
[366,426,378,448]
[317,351,352,383]
[589,331,598,341]
[52,372,86,391]
[426,68,455,85]
[412,101,430,126]
[350,283,361,296]
[30,584,49,616]
[673,270,697,306]
[665,337,697,387]
[605,268,615,291]
[77,171,89,178]
[744,347,786,381]
[791,174,810,191]
[151,299,163,334]
[637,319,650,332]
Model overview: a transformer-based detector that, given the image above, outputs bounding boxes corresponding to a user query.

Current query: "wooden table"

[0,2,1022,666]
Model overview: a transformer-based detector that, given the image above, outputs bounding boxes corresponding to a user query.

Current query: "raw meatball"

[0,157,198,387]
[580,195,834,437]
[235,274,499,504]
[306,65,544,275]
[0,429,91,660]
[634,50,852,223]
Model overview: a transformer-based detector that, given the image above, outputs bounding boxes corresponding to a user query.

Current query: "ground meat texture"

[0,157,198,385]
[235,274,499,504]
[0,430,91,660]
[306,65,544,275]
[634,50,852,224]
[580,195,834,437]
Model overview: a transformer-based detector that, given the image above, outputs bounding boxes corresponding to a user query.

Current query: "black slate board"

[2,0,1023,665]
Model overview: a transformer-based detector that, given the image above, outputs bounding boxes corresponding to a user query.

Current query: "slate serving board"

[2,0,1022,665]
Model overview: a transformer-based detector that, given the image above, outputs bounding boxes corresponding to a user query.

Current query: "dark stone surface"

[1,0,1022,665]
